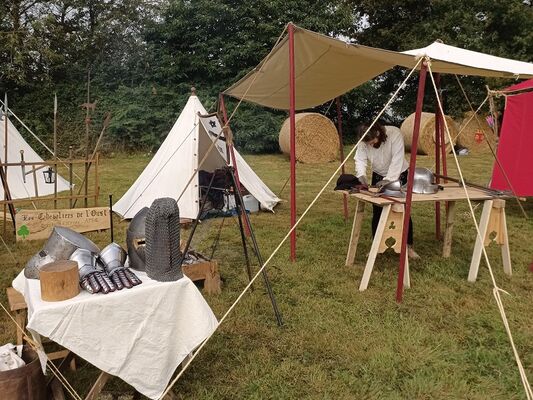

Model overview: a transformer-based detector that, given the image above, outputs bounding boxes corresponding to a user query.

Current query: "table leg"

[84,371,111,400]
[468,200,493,282]
[345,201,365,266]
[404,253,410,289]
[500,207,512,276]
[359,205,391,291]
[442,201,456,258]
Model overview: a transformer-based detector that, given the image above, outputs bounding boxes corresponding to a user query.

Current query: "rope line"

[454,75,527,218]
[157,57,424,400]
[428,64,533,400]
[0,300,83,400]
[0,99,82,182]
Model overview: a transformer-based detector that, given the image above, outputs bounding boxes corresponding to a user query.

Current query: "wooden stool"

[359,203,410,291]
[182,260,222,295]
[468,199,511,282]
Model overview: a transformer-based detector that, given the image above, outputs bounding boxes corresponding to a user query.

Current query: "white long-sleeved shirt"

[354,126,409,181]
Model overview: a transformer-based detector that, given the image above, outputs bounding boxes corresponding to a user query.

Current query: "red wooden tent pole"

[288,23,297,261]
[336,97,349,221]
[219,93,251,235]
[396,61,428,303]
[434,73,442,240]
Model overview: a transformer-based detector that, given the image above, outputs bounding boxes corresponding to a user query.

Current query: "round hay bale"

[400,112,458,155]
[457,111,497,153]
[279,113,339,163]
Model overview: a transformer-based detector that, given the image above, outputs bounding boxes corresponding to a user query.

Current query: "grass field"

[0,150,532,399]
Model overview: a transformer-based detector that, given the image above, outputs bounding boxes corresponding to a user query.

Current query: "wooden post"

[53,93,58,209]
[3,94,8,237]
[32,165,39,197]
[345,200,365,266]
[69,146,73,208]
[434,73,441,240]
[219,93,251,235]
[396,61,428,303]
[288,22,297,261]
[94,153,99,206]
[442,201,456,258]
[336,97,349,222]
[84,71,90,208]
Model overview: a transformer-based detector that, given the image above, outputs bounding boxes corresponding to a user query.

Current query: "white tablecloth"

[12,271,218,399]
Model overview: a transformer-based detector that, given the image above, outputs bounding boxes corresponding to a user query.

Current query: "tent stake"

[397,61,428,303]
[288,22,296,261]
[336,97,349,222]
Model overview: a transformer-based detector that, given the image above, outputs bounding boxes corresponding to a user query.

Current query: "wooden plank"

[404,253,410,289]
[378,203,404,254]
[15,207,110,241]
[341,184,504,206]
[84,371,111,400]
[500,205,512,276]
[345,201,365,266]
[359,205,391,291]
[6,287,27,311]
[442,201,456,258]
[468,200,493,282]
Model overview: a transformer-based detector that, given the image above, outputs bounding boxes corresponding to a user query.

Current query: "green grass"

[1,151,532,399]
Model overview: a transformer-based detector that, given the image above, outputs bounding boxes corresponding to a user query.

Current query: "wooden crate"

[182,260,221,295]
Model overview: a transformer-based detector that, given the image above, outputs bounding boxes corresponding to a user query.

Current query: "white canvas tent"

[113,94,281,219]
[0,113,70,199]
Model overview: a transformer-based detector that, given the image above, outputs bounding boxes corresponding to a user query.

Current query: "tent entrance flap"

[113,94,280,220]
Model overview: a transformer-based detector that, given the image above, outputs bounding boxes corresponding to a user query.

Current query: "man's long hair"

[359,122,387,146]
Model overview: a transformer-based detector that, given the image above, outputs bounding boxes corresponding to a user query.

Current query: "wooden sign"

[15,207,110,241]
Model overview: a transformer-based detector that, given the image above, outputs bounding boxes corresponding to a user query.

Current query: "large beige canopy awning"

[224,24,533,110]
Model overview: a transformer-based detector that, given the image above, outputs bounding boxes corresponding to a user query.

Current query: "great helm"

[126,207,149,271]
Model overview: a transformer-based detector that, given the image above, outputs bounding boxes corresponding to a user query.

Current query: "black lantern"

[43,167,55,184]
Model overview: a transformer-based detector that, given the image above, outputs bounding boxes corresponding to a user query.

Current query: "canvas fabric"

[113,95,280,219]
[490,79,533,196]
[0,115,70,199]
[224,25,533,110]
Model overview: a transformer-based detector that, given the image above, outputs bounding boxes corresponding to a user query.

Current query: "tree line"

[1,0,531,155]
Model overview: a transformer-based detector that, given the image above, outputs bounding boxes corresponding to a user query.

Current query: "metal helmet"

[379,180,405,198]
[24,227,100,279]
[126,207,149,271]
[412,167,439,194]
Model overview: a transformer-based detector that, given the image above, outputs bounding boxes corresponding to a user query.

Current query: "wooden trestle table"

[342,183,512,291]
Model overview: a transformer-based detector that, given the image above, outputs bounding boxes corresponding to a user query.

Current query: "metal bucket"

[0,346,47,400]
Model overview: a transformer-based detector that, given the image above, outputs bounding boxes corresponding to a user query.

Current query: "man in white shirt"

[354,123,420,259]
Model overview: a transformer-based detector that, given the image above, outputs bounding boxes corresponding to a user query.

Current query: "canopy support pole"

[434,74,442,240]
[336,97,349,222]
[288,23,296,261]
[396,61,428,303]
[219,93,251,236]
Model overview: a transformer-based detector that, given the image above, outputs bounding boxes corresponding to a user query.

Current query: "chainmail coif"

[145,198,184,282]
